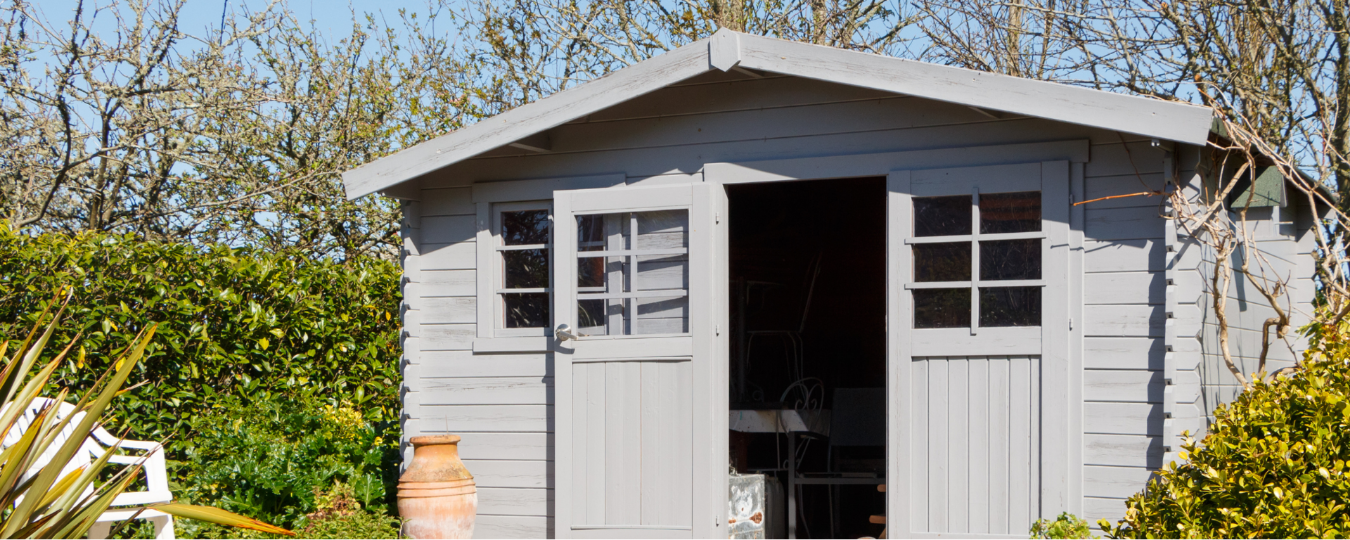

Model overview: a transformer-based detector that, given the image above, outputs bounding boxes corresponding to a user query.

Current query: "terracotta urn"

[398,435,478,539]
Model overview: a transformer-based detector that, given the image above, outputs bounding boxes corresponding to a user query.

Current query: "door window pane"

[504,292,550,328]
[979,287,1041,327]
[914,288,971,328]
[501,210,550,245]
[914,242,971,282]
[980,192,1041,234]
[980,239,1041,280]
[503,249,549,289]
[575,210,690,336]
[914,196,972,237]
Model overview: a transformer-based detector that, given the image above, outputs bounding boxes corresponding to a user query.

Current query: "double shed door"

[890,161,1071,537]
[552,183,729,538]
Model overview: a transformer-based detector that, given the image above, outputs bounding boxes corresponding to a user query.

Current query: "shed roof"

[343,29,1215,199]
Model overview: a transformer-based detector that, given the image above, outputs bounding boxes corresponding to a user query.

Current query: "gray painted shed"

[343,29,1318,538]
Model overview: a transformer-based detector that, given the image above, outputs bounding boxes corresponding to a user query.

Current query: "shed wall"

[395,73,1314,537]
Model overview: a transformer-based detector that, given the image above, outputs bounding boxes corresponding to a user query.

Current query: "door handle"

[555,324,580,341]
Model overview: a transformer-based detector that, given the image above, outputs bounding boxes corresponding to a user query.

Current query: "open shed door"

[888,161,1071,537]
[553,183,729,538]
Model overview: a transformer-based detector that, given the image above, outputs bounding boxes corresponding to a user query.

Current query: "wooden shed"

[343,29,1319,538]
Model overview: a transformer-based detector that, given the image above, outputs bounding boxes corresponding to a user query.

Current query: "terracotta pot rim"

[408,434,461,445]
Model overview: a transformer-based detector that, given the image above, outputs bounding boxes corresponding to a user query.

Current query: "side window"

[494,202,551,335]
[911,191,1043,329]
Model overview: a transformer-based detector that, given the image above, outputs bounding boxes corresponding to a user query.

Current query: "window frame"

[492,200,554,337]
[470,174,627,353]
[906,188,1048,333]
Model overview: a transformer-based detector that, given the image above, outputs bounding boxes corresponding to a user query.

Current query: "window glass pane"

[633,295,689,334]
[503,249,549,289]
[913,288,970,328]
[635,210,688,250]
[576,210,690,336]
[913,242,971,282]
[979,287,1041,327]
[578,299,613,333]
[577,215,608,252]
[980,191,1041,234]
[914,196,972,237]
[980,239,1041,280]
[503,293,549,328]
[501,210,550,245]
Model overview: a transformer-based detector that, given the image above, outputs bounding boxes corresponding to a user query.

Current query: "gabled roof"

[343,29,1214,199]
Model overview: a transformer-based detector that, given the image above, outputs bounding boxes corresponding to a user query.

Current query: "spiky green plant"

[0,301,294,538]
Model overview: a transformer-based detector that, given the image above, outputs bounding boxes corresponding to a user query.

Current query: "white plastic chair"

[1,397,174,539]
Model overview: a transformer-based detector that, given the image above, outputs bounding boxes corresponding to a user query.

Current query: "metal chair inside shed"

[791,387,886,538]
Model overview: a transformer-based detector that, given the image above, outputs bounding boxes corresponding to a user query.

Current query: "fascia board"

[342,35,716,199]
[736,34,1214,147]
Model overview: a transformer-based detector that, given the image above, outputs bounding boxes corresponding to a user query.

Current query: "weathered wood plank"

[415,351,552,378]
[417,405,551,432]
[462,460,551,489]
[1084,338,1165,370]
[1084,305,1164,337]
[1084,370,1164,403]
[477,487,554,517]
[1085,206,1165,241]
[420,377,552,405]
[1084,402,1163,436]
[421,297,476,324]
[418,324,475,350]
[1082,173,1167,210]
[454,433,554,461]
[474,515,553,539]
[1084,466,1156,499]
[1085,239,1164,273]
[420,187,475,216]
[1085,272,1164,305]
[420,215,477,244]
[420,242,477,271]
[1084,435,1163,468]
[416,270,476,297]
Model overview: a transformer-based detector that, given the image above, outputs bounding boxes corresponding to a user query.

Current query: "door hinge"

[715,324,721,335]
[715,211,721,224]
[1069,318,1074,330]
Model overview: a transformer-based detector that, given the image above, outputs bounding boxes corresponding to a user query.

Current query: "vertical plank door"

[553,183,729,538]
[887,161,1071,538]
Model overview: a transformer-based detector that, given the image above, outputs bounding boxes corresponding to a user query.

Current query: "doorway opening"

[727,177,888,539]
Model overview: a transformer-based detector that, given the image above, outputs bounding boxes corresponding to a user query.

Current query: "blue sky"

[31,0,448,41]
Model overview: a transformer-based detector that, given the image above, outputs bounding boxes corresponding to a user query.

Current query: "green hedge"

[1101,320,1350,538]
[0,226,402,444]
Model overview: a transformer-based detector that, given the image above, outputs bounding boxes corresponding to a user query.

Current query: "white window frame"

[471,174,626,352]
[491,200,554,338]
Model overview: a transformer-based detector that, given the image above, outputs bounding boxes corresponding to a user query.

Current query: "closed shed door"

[888,162,1071,537]
[552,184,729,538]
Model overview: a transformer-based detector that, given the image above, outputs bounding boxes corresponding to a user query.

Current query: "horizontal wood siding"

[1079,142,1169,528]
[403,186,557,536]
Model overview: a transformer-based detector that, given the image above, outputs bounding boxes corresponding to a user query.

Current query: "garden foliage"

[1100,319,1350,538]
[172,396,400,531]
[0,226,402,442]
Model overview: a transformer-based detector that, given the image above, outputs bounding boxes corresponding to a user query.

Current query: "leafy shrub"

[1099,320,1350,538]
[179,482,400,540]
[170,395,400,531]
[0,226,401,445]
[1031,512,1094,539]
